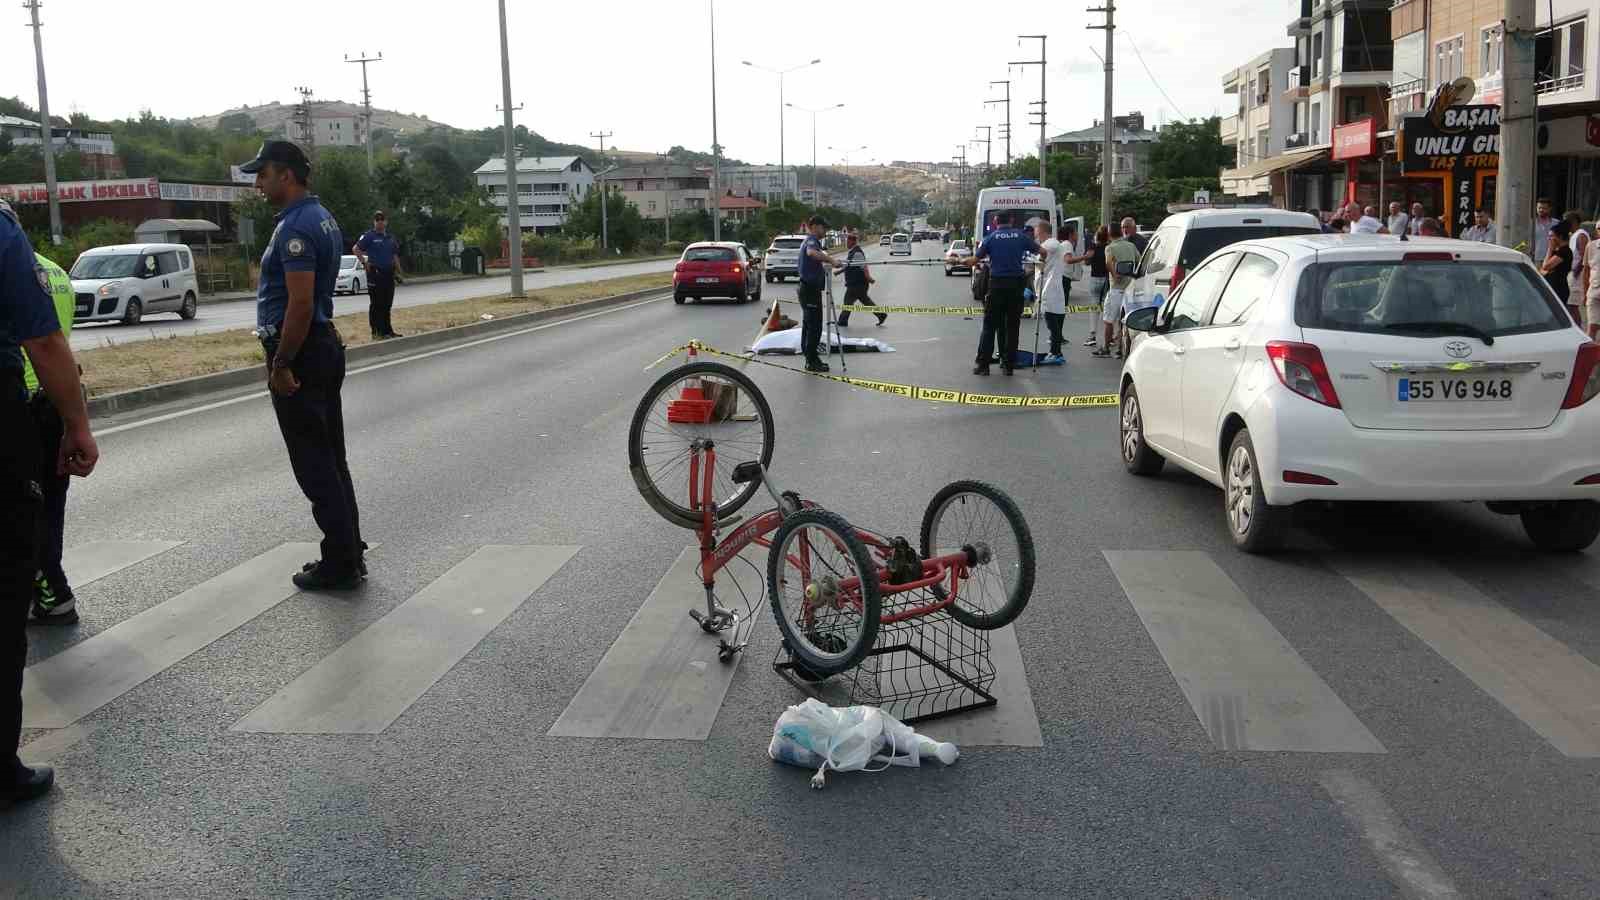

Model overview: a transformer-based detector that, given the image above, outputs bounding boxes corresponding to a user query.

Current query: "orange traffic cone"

[761,300,783,334]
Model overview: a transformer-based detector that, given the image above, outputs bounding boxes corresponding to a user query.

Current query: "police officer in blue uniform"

[0,199,98,807]
[240,141,366,591]
[353,210,403,339]
[972,210,1043,376]
[796,214,838,372]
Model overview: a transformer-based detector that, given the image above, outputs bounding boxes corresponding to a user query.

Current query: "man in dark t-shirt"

[834,229,883,328]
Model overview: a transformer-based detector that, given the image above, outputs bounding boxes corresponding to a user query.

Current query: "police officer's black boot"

[293,560,363,591]
[3,759,53,808]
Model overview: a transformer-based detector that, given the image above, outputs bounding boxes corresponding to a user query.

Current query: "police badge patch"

[35,263,49,292]
[286,237,306,257]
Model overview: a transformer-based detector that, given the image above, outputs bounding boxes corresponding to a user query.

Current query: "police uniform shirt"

[798,234,825,286]
[0,210,60,389]
[257,195,343,329]
[23,253,73,393]
[355,229,397,270]
[975,226,1042,278]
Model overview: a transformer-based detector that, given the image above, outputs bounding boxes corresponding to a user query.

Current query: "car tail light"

[1283,470,1338,485]
[1265,340,1342,408]
[1402,252,1455,262]
[1168,262,1185,293]
[1563,343,1600,409]
[1576,473,1600,485]
[731,265,741,274]
[674,263,686,272]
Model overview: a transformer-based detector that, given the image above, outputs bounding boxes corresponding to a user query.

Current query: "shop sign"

[1332,119,1376,160]
[159,182,255,203]
[0,177,159,205]
[1400,105,1501,235]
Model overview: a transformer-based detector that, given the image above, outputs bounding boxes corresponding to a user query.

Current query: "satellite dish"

[1449,76,1476,105]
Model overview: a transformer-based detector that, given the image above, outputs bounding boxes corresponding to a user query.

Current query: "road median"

[83,272,671,419]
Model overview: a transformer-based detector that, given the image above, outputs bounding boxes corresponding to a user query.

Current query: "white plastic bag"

[768,699,958,789]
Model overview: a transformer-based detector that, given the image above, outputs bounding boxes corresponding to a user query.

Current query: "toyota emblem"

[1444,340,1473,359]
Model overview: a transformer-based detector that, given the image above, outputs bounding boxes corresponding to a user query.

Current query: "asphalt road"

[6,238,1600,898]
[67,258,678,352]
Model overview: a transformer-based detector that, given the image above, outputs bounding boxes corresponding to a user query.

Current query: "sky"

[3,1,1299,168]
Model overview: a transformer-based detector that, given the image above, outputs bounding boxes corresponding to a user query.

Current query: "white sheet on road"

[750,325,894,355]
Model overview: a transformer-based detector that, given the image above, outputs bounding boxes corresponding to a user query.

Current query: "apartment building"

[1046,112,1160,189]
[474,155,595,234]
[1220,49,1297,197]
[718,165,798,202]
[604,163,710,220]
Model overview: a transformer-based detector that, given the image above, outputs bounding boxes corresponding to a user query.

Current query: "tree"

[1147,117,1235,181]
[867,206,897,231]
[218,112,258,136]
[566,187,645,252]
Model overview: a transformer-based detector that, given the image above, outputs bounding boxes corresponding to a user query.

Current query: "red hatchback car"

[673,242,763,305]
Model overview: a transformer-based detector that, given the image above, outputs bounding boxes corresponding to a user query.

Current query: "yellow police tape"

[648,340,1121,410]
[772,297,1101,316]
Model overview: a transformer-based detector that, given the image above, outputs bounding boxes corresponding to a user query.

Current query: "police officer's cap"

[239,140,311,176]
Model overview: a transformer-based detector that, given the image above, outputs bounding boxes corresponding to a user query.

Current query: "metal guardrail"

[1537,74,1586,95]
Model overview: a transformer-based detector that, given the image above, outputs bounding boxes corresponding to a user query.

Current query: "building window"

[648,201,657,213]
[1343,94,1365,124]
[1481,25,1503,76]
[1257,68,1270,104]
[1294,101,1306,134]
[1311,32,1323,78]
[1114,153,1131,174]
[1536,18,1587,90]
[1435,34,1464,85]
[1257,132,1269,161]
[1311,102,1322,143]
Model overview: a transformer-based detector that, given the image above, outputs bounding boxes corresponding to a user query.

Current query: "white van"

[974,181,1060,244]
[1136,208,1321,309]
[70,243,200,325]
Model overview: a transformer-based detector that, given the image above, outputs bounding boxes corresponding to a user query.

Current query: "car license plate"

[695,277,718,283]
[75,304,90,315]
[1396,377,1514,402]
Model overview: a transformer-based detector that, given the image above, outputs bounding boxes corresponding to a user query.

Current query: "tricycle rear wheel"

[919,481,1035,630]
[768,510,881,677]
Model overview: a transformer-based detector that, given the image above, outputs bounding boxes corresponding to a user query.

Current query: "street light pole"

[1011,35,1047,189]
[1090,3,1116,232]
[786,102,844,207]
[743,57,822,206]
[591,130,613,249]
[708,0,722,240]
[23,0,61,245]
[496,0,523,297]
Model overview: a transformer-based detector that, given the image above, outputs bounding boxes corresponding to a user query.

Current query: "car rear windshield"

[1296,260,1569,338]
[892,235,909,242]
[70,254,142,279]
[684,247,738,262]
[1179,226,1319,267]
[951,241,969,250]
[770,239,803,250]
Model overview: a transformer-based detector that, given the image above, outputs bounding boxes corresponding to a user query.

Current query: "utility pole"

[708,0,723,240]
[1011,35,1047,189]
[344,51,382,177]
[988,79,1012,165]
[293,85,316,151]
[1500,0,1535,254]
[497,0,524,297]
[974,127,993,188]
[591,130,613,249]
[1089,3,1116,231]
[23,0,60,244]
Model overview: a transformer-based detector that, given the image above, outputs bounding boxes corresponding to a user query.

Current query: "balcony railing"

[1340,44,1394,73]
[1285,132,1311,150]
[1289,65,1310,88]
[1537,73,1586,94]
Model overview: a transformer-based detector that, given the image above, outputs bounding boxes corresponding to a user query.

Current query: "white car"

[1137,208,1321,306]
[336,255,367,295]
[764,235,806,283]
[70,242,200,325]
[890,233,912,256]
[1118,234,1600,553]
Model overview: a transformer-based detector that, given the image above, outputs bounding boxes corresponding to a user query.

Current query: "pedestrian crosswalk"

[18,534,1600,764]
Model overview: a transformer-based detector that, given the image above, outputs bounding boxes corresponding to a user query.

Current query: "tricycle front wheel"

[768,510,881,677]
[919,481,1035,630]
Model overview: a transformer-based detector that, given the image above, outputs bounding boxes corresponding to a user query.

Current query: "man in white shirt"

[1352,205,1384,234]
[1462,210,1497,243]
[1385,201,1409,236]
[1407,202,1426,236]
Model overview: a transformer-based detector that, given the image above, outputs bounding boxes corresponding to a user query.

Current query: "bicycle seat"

[730,461,764,486]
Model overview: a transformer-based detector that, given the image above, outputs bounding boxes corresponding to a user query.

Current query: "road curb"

[88,286,670,420]
[196,272,481,306]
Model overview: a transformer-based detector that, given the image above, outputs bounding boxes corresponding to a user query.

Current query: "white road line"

[549,546,763,741]
[61,540,184,588]
[18,723,96,763]
[1319,770,1463,900]
[94,293,670,437]
[1331,555,1600,757]
[231,545,579,734]
[1105,550,1386,753]
[22,543,318,728]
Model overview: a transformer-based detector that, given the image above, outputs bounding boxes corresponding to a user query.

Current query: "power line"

[1121,32,1188,121]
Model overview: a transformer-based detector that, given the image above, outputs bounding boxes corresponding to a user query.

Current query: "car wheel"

[673,293,686,305]
[355,278,364,294]
[765,274,773,284]
[178,291,198,320]
[1520,501,1600,552]
[736,286,748,304]
[944,267,953,276]
[1119,385,1165,476]
[751,283,762,303]
[1224,429,1286,554]
[121,298,143,326]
